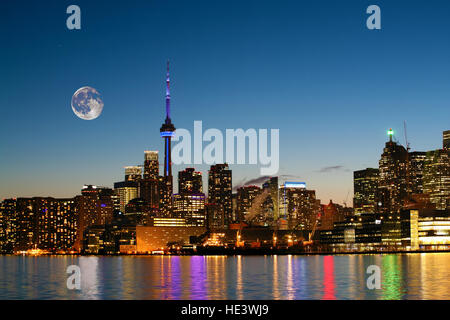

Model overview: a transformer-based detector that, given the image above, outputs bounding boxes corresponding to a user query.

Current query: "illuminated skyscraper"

[208,164,232,226]
[139,151,160,209]
[159,61,176,216]
[178,168,203,194]
[114,167,139,212]
[408,151,426,195]
[173,168,206,226]
[443,130,450,150]
[173,193,206,227]
[377,129,408,214]
[0,199,17,253]
[124,166,142,182]
[14,197,77,252]
[353,168,379,214]
[279,182,319,230]
[74,185,115,252]
[423,149,450,210]
[144,151,159,180]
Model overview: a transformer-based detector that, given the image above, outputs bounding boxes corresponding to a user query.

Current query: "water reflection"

[286,255,294,300]
[322,256,336,300]
[190,256,206,300]
[381,255,404,300]
[79,257,99,299]
[0,254,449,300]
[272,255,280,299]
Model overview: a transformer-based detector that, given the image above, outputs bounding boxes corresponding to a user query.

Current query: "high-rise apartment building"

[0,199,17,253]
[13,197,77,252]
[208,164,232,226]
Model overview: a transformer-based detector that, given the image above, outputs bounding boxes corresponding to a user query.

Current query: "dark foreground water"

[0,253,449,299]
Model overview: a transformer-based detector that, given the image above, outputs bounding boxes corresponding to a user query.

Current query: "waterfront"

[0,253,449,300]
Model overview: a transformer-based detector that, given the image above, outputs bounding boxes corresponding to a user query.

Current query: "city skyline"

[2,0,450,204]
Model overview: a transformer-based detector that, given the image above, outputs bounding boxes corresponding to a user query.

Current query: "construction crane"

[236,189,270,247]
[302,213,320,246]
[244,188,270,226]
[343,188,350,208]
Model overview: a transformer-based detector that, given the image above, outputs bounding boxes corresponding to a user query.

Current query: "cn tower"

[160,60,176,178]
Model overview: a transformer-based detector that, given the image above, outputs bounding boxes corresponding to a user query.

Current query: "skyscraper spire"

[388,128,393,142]
[165,60,171,122]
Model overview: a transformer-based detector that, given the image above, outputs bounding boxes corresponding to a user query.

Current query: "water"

[0,253,449,300]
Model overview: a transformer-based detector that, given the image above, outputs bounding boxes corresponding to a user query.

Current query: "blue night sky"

[1,0,449,205]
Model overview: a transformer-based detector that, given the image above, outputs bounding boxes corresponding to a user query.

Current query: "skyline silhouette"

[1,0,450,205]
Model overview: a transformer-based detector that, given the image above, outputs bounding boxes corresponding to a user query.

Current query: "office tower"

[139,151,160,209]
[262,177,279,220]
[124,166,142,182]
[377,129,408,214]
[0,199,17,253]
[208,164,233,226]
[114,181,139,213]
[173,193,206,227]
[353,168,379,214]
[159,61,176,216]
[423,149,450,210]
[444,130,450,150]
[144,151,159,180]
[236,185,262,223]
[409,151,426,195]
[173,168,206,226]
[279,182,319,230]
[178,168,203,194]
[74,185,115,252]
[114,166,140,213]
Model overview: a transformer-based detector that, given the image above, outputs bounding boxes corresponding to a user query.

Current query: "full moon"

[71,86,104,120]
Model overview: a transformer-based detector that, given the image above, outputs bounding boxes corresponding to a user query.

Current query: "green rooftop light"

[387,128,393,136]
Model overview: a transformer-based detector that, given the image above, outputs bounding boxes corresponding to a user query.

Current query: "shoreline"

[2,249,449,257]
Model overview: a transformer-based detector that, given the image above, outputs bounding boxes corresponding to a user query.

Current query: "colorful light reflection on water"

[0,253,449,300]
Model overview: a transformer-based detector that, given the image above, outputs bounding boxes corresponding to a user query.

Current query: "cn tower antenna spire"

[165,59,171,122]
